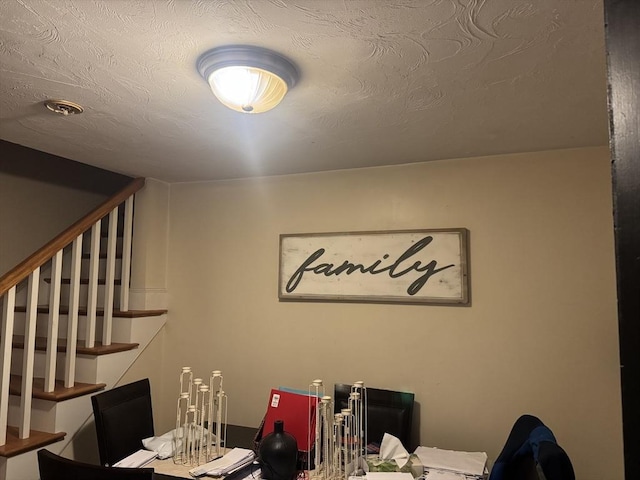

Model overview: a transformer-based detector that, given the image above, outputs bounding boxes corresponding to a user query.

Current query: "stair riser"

[13,283,123,315]
[9,346,146,387]
[58,240,124,276]
[11,312,109,342]
[64,258,123,280]
[10,314,140,347]
[42,282,124,307]
[10,349,100,384]
[7,395,95,434]
[111,314,166,345]
[7,397,57,433]
[1,449,40,480]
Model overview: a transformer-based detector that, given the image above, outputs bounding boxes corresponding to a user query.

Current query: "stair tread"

[14,305,168,318]
[11,335,139,356]
[9,374,106,401]
[43,277,122,285]
[0,427,66,458]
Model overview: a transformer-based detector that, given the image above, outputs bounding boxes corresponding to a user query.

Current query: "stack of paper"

[413,446,488,480]
[113,449,158,468]
[189,447,255,478]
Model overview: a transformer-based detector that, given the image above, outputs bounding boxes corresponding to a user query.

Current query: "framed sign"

[278,229,469,305]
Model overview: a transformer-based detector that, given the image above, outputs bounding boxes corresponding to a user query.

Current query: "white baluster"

[44,250,62,392]
[102,208,118,346]
[64,235,82,388]
[0,286,16,445]
[86,221,101,348]
[20,268,40,438]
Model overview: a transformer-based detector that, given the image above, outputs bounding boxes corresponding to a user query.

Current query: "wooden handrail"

[0,177,145,296]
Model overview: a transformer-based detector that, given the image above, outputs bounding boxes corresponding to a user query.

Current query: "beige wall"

[0,172,108,276]
[160,146,622,480]
[130,177,171,310]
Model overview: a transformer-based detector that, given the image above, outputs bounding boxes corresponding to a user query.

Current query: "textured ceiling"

[0,0,608,182]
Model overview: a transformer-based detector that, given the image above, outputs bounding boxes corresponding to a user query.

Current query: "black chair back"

[37,449,153,480]
[489,414,575,480]
[91,378,155,467]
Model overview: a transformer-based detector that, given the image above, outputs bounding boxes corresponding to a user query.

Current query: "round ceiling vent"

[44,99,84,116]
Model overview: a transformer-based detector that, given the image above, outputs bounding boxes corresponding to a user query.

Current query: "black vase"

[259,420,298,480]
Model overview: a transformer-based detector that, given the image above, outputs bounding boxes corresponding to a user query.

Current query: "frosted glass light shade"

[197,45,299,114]
[207,66,288,113]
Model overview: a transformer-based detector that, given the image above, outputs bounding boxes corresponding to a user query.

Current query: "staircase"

[0,177,167,479]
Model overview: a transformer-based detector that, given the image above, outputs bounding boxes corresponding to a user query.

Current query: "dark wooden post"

[604,1,640,478]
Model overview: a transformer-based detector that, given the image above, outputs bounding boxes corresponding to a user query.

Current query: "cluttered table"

[150,425,488,480]
[152,424,258,479]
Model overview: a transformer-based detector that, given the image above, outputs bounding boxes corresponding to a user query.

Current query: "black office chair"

[37,448,153,480]
[334,383,415,451]
[91,378,155,467]
[489,414,575,480]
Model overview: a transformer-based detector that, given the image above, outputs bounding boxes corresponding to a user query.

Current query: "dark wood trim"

[43,278,122,285]
[604,1,640,478]
[101,308,167,318]
[13,305,167,318]
[10,335,139,356]
[0,427,65,458]
[0,177,145,296]
[8,375,105,402]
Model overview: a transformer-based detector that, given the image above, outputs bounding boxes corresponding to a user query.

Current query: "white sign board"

[279,229,469,305]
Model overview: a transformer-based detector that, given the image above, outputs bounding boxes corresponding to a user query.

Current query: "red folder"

[261,389,319,453]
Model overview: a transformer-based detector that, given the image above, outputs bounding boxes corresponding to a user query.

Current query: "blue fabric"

[489,416,560,480]
[529,425,557,463]
[488,461,507,480]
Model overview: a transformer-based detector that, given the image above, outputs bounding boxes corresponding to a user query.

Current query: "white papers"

[113,449,158,468]
[366,472,415,480]
[189,447,255,477]
[230,466,261,480]
[142,430,176,460]
[143,427,217,460]
[414,446,487,478]
[424,471,466,480]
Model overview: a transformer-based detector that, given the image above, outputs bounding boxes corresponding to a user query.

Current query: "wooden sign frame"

[278,229,469,305]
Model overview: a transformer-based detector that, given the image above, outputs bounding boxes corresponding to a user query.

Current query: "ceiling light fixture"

[197,45,299,114]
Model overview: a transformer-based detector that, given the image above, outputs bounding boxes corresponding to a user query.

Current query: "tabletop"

[153,424,258,480]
